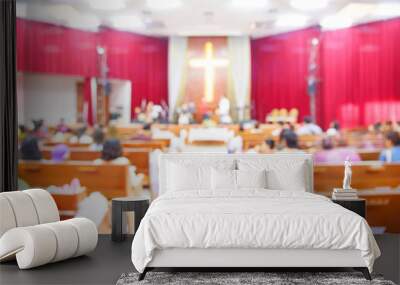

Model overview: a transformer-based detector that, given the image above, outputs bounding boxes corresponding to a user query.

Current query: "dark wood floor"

[1,234,399,285]
[0,235,134,285]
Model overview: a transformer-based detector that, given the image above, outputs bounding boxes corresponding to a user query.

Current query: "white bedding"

[131,190,380,273]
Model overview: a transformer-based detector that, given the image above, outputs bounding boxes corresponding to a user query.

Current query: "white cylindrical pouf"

[66,218,98,257]
[24,189,60,224]
[0,196,17,237]
[43,221,79,262]
[1,192,39,227]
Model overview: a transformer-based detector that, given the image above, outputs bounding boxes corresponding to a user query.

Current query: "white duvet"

[131,190,380,273]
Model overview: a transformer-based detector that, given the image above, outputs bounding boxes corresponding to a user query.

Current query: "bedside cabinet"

[332,199,366,218]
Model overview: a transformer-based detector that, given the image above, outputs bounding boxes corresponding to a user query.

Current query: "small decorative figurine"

[342,157,352,190]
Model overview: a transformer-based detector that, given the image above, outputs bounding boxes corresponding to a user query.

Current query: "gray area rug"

[116,272,396,285]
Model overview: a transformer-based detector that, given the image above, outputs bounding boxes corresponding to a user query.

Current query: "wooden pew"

[360,190,400,233]
[298,135,321,149]
[314,163,400,192]
[240,131,270,150]
[41,147,152,187]
[314,163,400,233]
[116,124,144,140]
[122,139,169,150]
[358,149,381,161]
[43,141,90,148]
[19,161,130,199]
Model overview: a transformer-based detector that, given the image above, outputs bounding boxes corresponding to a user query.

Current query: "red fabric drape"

[251,19,400,128]
[83,77,93,125]
[251,28,320,122]
[320,18,400,128]
[99,29,168,117]
[16,18,98,77]
[16,19,168,118]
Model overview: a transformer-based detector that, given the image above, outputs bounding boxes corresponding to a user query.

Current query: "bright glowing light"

[320,15,352,30]
[375,2,400,17]
[111,15,145,30]
[88,0,125,10]
[290,0,329,11]
[311,38,319,46]
[146,0,182,10]
[275,14,308,28]
[231,0,268,9]
[189,42,229,103]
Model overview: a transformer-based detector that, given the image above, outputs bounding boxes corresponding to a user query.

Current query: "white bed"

[131,153,380,280]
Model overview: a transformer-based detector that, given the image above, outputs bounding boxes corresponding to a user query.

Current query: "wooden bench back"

[122,139,169,150]
[314,163,400,193]
[18,161,129,199]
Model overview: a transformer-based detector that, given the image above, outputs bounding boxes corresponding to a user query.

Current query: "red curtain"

[251,19,400,128]
[16,18,98,77]
[99,29,168,117]
[251,27,320,122]
[320,18,400,128]
[16,19,168,118]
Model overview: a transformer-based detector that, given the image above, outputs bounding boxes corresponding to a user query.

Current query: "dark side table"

[112,196,150,242]
[332,198,366,218]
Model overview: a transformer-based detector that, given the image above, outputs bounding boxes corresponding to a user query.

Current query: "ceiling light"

[290,0,329,12]
[231,0,269,9]
[146,0,182,10]
[88,0,126,11]
[375,2,400,17]
[320,15,352,30]
[275,14,308,28]
[111,15,145,30]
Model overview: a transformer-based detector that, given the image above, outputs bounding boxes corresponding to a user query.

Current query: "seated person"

[20,136,42,160]
[89,128,105,151]
[297,116,322,135]
[69,126,93,144]
[18,125,27,143]
[55,118,70,133]
[326,121,340,137]
[279,130,304,153]
[380,131,400,162]
[248,139,276,154]
[227,136,243,154]
[94,139,144,193]
[314,137,361,164]
[51,144,70,162]
[31,119,48,140]
[52,131,66,143]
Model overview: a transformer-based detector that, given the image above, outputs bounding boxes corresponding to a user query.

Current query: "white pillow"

[236,169,267,189]
[167,162,212,191]
[212,168,237,190]
[237,159,307,191]
[266,167,306,191]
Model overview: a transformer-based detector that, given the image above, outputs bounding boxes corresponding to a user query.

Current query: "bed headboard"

[159,153,313,195]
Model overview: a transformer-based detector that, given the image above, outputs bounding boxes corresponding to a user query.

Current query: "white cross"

[189,42,229,103]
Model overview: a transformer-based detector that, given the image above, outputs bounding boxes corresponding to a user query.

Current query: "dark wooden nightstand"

[332,198,366,218]
[112,196,150,242]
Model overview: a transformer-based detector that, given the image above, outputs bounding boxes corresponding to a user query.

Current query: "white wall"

[17,73,25,124]
[21,73,81,126]
[109,80,132,124]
